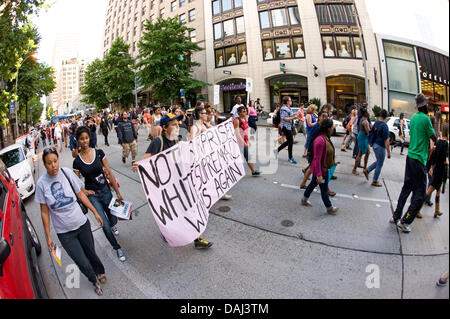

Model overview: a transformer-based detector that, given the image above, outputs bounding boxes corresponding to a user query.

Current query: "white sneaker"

[389,217,398,224]
[116,248,126,262]
[111,226,119,236]
[221,194,232,200]
[397,221,411,233]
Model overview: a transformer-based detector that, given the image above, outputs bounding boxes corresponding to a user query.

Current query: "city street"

[24,125,449,299]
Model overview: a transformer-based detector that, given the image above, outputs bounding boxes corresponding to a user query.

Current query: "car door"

[0,171,35,298]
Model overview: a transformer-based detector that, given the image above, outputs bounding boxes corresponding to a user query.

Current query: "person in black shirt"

[132,113,213,249]
[418,123,449,218]
[100,117,110,146]
[73,126,127,262]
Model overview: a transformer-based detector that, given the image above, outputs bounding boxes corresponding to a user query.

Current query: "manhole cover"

[281,220,294,227]
[218,206,231,213]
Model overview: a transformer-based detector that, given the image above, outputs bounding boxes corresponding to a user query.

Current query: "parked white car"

[0,144,35,199]
[332,119,346,135]
[386,117,410,144]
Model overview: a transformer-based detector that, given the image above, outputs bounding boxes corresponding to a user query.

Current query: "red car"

[0,158,48,299]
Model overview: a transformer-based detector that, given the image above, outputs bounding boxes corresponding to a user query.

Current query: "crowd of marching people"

[29,91,449,295]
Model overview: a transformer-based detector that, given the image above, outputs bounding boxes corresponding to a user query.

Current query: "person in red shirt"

[234,106,261,176]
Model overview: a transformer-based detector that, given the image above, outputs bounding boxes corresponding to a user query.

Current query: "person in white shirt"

[230,96,244,119]
[54,123,63,153]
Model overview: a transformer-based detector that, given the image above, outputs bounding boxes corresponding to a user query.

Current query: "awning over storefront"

[417,47,449,86]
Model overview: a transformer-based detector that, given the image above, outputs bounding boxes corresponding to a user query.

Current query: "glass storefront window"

[384,42,415,61]
[225,46,237,65]
[236,16,245,34]
[259,11,270,29]
[262,40,274,61]
[322,36,336,57]
[215,48,224,67]
[271,8,288,27]
[288,7,300,25]
[223,19,234,37]
[214,22,222,40]
[274,38,292,59]
[237,43,247,64]
[336,36,353,58]
[292,37,305,58]
[389,91,416,118]
[435,83,447,102]
[386,57,418,94]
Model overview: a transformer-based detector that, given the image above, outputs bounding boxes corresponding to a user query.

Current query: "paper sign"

[137,119,245,247]
[214,85,220,105]
[51,244,62,267]
[109,197,133,220]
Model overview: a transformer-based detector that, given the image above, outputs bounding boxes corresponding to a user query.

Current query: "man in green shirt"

[392,93,437,233]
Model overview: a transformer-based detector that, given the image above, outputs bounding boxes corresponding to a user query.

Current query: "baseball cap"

[160,113,183,126]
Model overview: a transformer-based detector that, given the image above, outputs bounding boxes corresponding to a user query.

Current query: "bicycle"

[258,110,269,120]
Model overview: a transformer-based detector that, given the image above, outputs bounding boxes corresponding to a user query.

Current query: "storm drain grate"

[218,206,231,213]
[281,220,294,227]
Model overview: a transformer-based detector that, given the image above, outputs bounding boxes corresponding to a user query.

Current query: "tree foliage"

[135,17,210,102]
[0,0,46,125]
[102,38,135,108]
[81,58,109,111]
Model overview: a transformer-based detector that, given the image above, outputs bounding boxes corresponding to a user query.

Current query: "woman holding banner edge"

[132,112,213,249]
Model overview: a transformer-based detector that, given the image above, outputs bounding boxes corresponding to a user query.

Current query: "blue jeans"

[367,144,386,183]
[302,171,333,210]
[88,185,120,250]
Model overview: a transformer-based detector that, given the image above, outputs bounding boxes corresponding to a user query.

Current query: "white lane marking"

[281,183,390,204]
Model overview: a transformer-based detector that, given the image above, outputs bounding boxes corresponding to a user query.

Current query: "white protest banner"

[137,118,245,247]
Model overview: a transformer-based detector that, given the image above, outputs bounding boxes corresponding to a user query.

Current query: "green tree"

[102,38,135,108]
[81,58,109,111]
[46,104,53,121]
[29,96,44,125]
[14,57,55,130]
[0,0,45,125]
[136,17,210,103]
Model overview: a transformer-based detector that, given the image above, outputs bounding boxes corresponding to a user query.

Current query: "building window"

[315,3,356,25]
[171,1,177,11]
[223,19,234,37]
[262,37,305,61]
[212,0,242,16]
[179,0,186,7]
[321,35,363,59]
[214,17,245,40]
[258,7,301,29]
[189,9,195,21]
[179,13,186,24]
[235,16,245,34]
[215,43,247,67]
[189,30,196,42]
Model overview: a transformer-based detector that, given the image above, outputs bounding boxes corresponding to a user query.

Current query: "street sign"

[9,102,15,114]
[180,89,185,98]
[223,70,232,75]
[246,78,253,93]
[214,85,220,105]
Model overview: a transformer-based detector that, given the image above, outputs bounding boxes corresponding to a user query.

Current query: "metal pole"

[354,8,369,105]
[134,69,138,108]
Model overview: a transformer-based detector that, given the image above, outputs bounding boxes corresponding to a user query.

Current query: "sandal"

[93,281,103,296]
[300,184,307,189]
[328,191,336,197]
[352,169,360,176]
[97,274,107,284]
